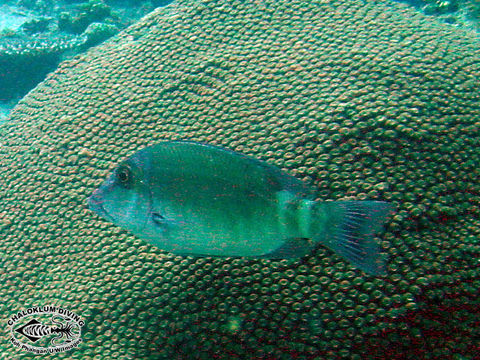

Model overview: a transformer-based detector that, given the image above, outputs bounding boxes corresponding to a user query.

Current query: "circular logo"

[8,306,84,354]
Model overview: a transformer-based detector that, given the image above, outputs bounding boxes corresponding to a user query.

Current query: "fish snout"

[88,189,101,206]
[87,189,107,216]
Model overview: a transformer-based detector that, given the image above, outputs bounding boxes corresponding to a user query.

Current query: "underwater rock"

[0,0,479,358]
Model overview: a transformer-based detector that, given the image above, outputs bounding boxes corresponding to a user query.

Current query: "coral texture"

[0,0,479,358]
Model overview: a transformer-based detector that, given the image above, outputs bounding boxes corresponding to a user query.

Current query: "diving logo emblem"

[8,306,84,354]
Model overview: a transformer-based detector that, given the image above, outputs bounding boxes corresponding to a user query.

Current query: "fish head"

[88,150,152,234]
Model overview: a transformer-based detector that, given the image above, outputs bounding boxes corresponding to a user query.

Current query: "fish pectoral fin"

[151,212,176,229]
[152,212,166,223]
[260,238,315,259]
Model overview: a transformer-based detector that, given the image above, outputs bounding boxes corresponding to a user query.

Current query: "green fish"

[88,141,393,275]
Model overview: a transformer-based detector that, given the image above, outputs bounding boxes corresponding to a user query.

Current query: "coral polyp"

[0,0,479,358]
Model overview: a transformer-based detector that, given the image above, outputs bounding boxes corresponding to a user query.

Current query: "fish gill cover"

[0,0,479,359]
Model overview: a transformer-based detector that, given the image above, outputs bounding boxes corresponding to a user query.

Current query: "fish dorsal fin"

[141,141,312,199]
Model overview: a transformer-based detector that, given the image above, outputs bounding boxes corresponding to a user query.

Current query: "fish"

[88,141,393,275]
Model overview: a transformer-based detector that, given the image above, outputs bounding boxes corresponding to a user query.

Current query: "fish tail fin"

[311,201,394,276]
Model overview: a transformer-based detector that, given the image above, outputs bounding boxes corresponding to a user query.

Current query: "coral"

[0,0,479,358]
[58,0,112,35]
[20,16,52,34]
[0,34,85,101]
[16,0,55,13]
[421,0,459,15]
[398,0,480,30]
[0,5,29,32]
[81,22,118,47]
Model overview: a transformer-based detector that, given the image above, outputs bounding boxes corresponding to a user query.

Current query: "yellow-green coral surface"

[1,0,479,358]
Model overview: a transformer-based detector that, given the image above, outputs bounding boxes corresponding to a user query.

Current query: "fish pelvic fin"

[311,201,394,276]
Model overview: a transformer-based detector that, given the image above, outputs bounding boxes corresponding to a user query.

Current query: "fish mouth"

[87,192,112,221]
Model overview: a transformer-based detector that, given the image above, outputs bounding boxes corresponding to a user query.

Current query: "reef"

[0,0,479,358]
[0,0,165,108]
[0,34,84,101]
[397,0,480,29]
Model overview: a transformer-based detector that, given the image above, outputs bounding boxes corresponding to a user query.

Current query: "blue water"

[0,102,12,123]
[0,5,29,31]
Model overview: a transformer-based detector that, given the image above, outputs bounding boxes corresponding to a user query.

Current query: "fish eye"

[116,166,132,187]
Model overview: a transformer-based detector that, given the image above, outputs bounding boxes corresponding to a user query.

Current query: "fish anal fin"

[261,238,315,259]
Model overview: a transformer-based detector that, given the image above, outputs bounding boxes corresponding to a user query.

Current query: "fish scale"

[88,141,393,275]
